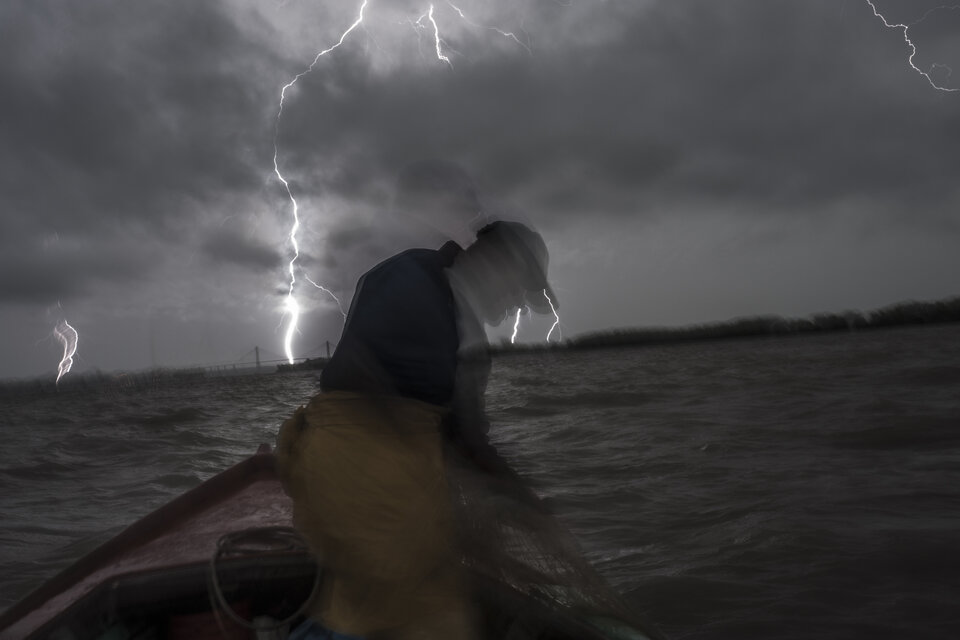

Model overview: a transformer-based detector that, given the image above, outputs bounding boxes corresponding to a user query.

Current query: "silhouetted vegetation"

[493,295,960,354]
[0,366,255,400]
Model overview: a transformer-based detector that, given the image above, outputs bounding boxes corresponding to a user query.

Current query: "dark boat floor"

[36,554,647,640]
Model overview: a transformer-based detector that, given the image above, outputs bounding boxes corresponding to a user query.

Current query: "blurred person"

[277,168,556,640]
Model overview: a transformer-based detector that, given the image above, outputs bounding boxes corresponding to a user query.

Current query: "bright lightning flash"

[428,5,452,66]
[865,1,960,92]
[510,291,562,344]
[274,1,368,364]
[445,1,531,53]
[511,306,523,344]
[413,5,453,67]
[544,288,561,342]
[304,275,348,322]
[53,319,78,385]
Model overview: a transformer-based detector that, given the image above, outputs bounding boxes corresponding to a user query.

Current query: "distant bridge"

[195,342,335,374]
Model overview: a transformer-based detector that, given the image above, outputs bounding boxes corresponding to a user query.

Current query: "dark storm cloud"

[0,0,275,233]
[201,231,281,271]
[3,0,956,260]
[0,0,292,324]
[0,235,155,303]
[273,0,960,225]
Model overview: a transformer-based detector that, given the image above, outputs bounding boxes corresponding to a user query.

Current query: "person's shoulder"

[409,243,461,270]
[365,248,433,280]
[359,247,445,294]
[376,242,461,273]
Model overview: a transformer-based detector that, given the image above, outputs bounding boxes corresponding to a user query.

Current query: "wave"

[132,406,213,428]
[884,364,960,387]
[828,418,960,450]
[0,460,77,480]
[521,390,656,409]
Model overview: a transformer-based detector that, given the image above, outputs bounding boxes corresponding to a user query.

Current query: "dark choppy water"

[2,324,959,638]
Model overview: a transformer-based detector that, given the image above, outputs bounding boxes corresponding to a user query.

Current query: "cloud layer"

[1,0,959,377]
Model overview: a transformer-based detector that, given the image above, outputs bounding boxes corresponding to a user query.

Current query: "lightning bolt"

[510,306,523,344]
[445,1,532,54]
[865,1,960,92]
[427,5,452,67]
[274,1,368,364]
[304,274,348,321]
[544,288,561,342]
[53,319,78,385]
[420,4,453,67]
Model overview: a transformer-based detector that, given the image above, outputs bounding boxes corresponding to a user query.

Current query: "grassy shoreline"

[492,295,960,354]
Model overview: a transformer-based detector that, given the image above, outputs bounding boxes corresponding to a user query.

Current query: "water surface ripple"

[2,324,959,639]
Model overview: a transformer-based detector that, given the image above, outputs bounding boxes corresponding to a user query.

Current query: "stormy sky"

[1,0,959,379]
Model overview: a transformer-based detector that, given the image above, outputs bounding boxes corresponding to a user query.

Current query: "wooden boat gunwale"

[0,445,279,636]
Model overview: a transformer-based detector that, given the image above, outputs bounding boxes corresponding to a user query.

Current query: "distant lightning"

[410,6,456,66]
[53,319,78,385]
[510,306,523,344]
[544,289,561,342]
[865,1,960,92]
[304,274,348,321]
[425,4,453,67]
[445,1,532,53]
[274,1,368,364]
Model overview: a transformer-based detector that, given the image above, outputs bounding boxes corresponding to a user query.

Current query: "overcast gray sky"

[1,0,958,380]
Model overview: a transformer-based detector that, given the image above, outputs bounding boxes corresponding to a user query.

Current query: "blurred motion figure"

[277,164,556,640]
